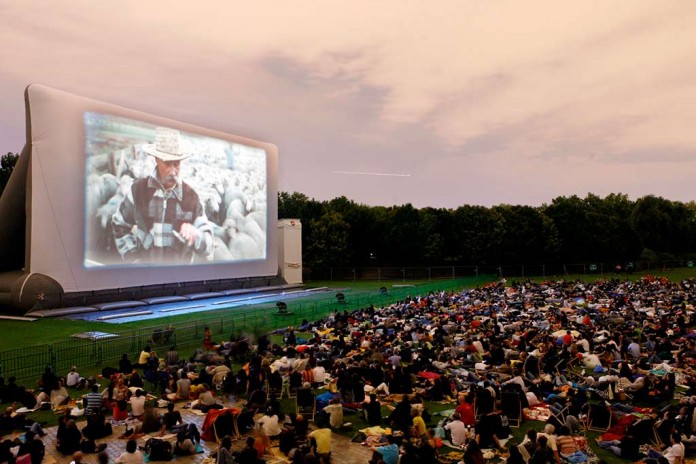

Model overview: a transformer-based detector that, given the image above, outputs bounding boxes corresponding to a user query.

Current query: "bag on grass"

[566,451,588,463]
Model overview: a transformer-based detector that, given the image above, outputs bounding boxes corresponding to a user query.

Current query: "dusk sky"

[1,1,695,208]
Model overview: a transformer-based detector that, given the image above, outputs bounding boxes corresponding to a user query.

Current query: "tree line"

[0,152,19,198]
[279,191,696,268]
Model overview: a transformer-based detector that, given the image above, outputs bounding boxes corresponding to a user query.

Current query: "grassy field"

[0,278,492,384]
[0,279,466,351]
[3,268,696,352]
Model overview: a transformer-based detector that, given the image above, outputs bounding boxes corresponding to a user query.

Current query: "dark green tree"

[584,193,640,262]
[544,195,589,262]
[492,205,560,264]
[382,204,428,265]
[0,152,19,198]
[451,205,505,264]
[306,210,350,267]
[419,207,451,263]
[327,197,388,265]
[545,193,640,263]
[630,195,695,258]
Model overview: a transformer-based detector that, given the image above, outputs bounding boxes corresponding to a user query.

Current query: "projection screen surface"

[26,84,278,292]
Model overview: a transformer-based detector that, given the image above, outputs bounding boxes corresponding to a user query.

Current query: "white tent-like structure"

[0,85,281,314]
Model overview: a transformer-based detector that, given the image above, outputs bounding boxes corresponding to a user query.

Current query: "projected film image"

[84,113,268,268]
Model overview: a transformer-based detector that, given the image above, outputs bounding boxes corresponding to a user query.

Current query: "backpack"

[145,438,173,461]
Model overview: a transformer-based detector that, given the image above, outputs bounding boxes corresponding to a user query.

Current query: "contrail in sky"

[332,170,411,177]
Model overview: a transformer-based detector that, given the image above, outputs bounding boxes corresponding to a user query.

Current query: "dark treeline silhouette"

[0,152,19,198]
[279,191,696,268]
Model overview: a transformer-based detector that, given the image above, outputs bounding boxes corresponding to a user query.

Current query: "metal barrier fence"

[304,260,692,281]
[0,276,491,383]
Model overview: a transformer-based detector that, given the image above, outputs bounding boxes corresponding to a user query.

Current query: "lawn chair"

[549,402,570,430]
[296,389,316,421]
[474,388,494,420]
[211,409,236,442]
[288,371,302,398]
[267,371,284,399]
[585,401,613,432]
[234,408,256,439]
[500,390,523,428]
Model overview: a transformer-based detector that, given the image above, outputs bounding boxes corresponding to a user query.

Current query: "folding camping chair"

[563,359,584,382]
[651,424,665,448]
[234,408,256,439]
[549,402,570,427]
[584,400,613,432]
[543,400,574,434]
[474,388,494,420]
[212,410,236,442]
[296,389,316,422]
[500,390,523,428]
[267,371,284,399]
[287,371,302,398]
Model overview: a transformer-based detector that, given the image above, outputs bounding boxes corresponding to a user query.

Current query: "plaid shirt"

[112,173,212,263]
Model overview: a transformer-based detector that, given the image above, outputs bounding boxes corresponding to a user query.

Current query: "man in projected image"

[112,127,213,264]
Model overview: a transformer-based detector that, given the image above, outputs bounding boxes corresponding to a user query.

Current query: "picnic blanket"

[523,403,551,422]
[437,408,456,418]
[599,413,637,441]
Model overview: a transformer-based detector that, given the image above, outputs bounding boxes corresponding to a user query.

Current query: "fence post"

[48,346,56,370]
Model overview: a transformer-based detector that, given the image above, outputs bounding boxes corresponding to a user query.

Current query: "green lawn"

[2,268,696,353]
[0,278,485,352]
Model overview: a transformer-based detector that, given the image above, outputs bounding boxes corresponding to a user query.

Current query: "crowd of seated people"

[212,276,696,462]
[1,275,696,464]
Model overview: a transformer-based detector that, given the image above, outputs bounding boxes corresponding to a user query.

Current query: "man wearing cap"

[112,127,213,263]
